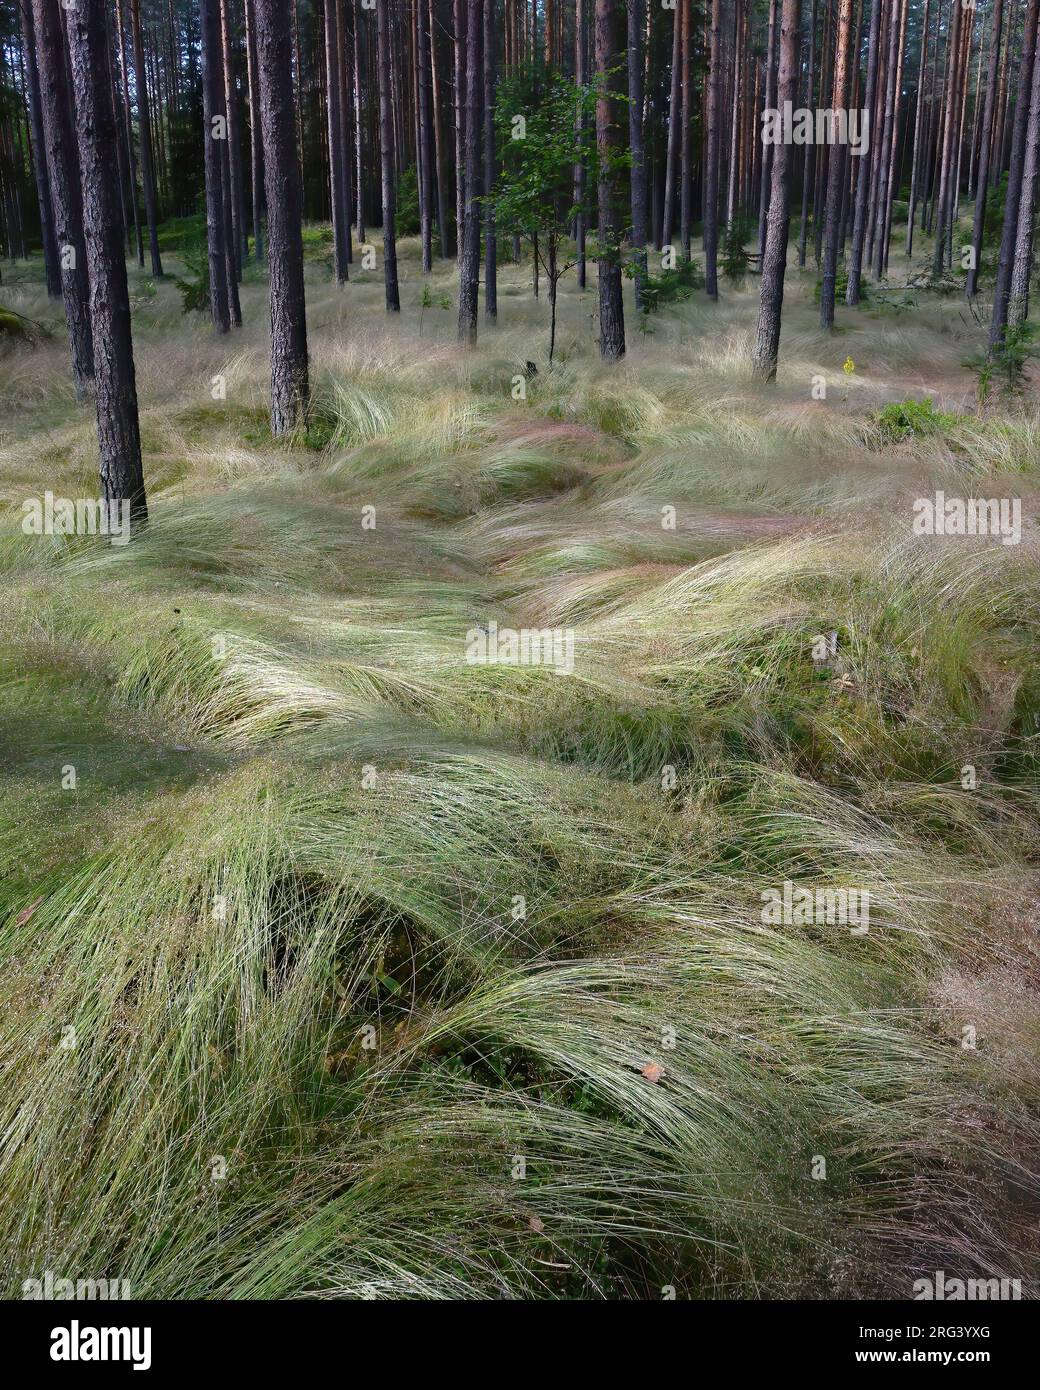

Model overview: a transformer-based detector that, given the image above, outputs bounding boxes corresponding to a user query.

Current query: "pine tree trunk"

[418,0,435,271]
[819,0,852,328]
[31,0,94,395]
[453,0,466,260]
[378,0,401,311]
[726,0,743,231]
[872,0,902,279]
[595,0,625,356]
[457,0,482,341]
[575,0,586,286]
[201,0,231,331]
[429,0,450,256]
[245,0,265,261]
[105,9,132,255]
[991,0,1040,348]
[797,0,817,267]
[1009,19,1040,322]
[879,0,908,275]
[114,0,144,266]
[703,0,722,298]
[66,0,146,523]
[753,0,802,379]
[847,0,882,302]
[130,0,163,276]
[905,0,932,258]
[483,0,496,319]
[757,0,778,262]
[679,0,692,259]
[339,0,354,265]
[253,0,310,430]
[628,0,648,309]
[18,0,61,297]
[966,0,1003,294]
[661,0,681,251]
[931,0,964,277]
[354,0,365,240]
[325,0,350,280]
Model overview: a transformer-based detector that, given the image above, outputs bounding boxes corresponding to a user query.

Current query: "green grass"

[1,225,1039,1299]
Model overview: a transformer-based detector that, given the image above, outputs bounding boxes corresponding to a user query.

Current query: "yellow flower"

[843,356,855,376]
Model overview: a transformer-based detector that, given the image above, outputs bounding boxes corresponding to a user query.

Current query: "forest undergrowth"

[1,231,1039,1298]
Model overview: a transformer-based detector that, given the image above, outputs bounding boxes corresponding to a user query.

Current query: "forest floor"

[1,225,1040,1298]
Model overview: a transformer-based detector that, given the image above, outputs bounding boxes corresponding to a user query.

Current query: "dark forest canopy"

[1,0,1039,486]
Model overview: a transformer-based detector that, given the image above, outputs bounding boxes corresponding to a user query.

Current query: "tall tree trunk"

[797,0,817,267]
[991,0,1040,348]
[453,0,466,260]
[661,0,681,251]
[1009,16,1040,322]
[753,0,802,378]
[483,0,496,319]
[201,0,231,331]
[628,0,647,309]
[931,0,964,276]
[245,0,265,261]
[253,0,309,432]
[18,0,61,296]
[703,0,722,298]
[847,0,882,301]
[429,0,450,255]
[679,0,691,259]
[879,0,908,275]
[354,0,365,241]
[575,0,586,285]
[114,0,144,266]
[595,0,625,356]
[905,0,932,257]
[819,0,852,328]
[457,0,482,340]
[418,0,435,270]
[131,0,163,276]
[726,0,743,231]
[325,0,350,280]
[757,0,778,262]
[31,0,94,395]
[378,0,401,311]
[339,0,354,265]
[66,0,146,523]
[966,0,1003,294]
[872,0,902,279]
[219,0,247,270]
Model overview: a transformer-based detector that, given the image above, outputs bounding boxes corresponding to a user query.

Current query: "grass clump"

[1,231,1039,1300]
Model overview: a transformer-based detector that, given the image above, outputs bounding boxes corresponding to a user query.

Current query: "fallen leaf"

[641,1062,665,1083]
[15,896,44,927]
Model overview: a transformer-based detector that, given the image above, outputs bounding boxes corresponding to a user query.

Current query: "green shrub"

[173,230,210,315]
[640,256,705,312]
[396,165,421,237]
[968,320,1039,404]
[722,216,754,281]
[873,397,962,443]
[814,269,870,304]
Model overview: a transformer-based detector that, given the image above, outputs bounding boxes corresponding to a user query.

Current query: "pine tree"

[253,0,310,430]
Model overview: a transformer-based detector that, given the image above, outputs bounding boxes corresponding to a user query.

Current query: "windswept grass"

[1,233,1039,1299]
